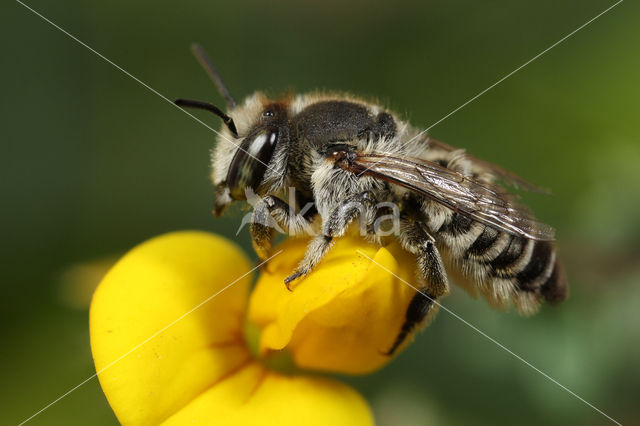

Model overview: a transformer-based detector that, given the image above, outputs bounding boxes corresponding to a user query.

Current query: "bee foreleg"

[385,219,449,355]
[250,195,315,260]
[284,191,377,289]
[283,234,333,290]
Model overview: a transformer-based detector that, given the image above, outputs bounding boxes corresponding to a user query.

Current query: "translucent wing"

[426,138,550,194]
[341,153,555,241]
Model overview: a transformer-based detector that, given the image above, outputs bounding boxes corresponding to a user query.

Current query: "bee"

[176,45,568,354]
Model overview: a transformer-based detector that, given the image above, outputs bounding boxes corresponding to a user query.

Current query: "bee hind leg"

[284,191,377,289]
[385,219,449,355]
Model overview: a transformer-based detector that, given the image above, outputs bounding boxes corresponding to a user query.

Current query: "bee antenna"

[174,99,238,137]
[191,43,237,109]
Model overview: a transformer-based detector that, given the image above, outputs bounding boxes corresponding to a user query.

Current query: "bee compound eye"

[227,127,279,200]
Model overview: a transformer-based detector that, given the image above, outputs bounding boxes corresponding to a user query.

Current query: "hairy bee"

[176,45,568,354]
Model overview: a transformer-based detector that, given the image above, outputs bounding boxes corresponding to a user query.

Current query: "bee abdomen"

[466,226,512,262]
[439,212,473,236]
[514,241,554,290]
[456,226,567,312]
[540,259,568,304]
[488,236,533,275]
[437,212,484,256]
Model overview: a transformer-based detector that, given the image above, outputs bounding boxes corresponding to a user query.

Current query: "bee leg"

[284,191,376,289]
[284,234,334,290]
[385,220,449,355]
[250,195,316,261]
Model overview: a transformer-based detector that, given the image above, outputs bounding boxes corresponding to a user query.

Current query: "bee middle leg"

[284,191,377,288]
[250,195,316,260]
[385,218,449,355]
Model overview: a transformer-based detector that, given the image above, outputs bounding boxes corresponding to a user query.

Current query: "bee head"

[223,102,288,200]
[174,44,292,215]
[176,93,291,214]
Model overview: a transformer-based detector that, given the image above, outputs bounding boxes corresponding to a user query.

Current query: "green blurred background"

[3,0,639,424]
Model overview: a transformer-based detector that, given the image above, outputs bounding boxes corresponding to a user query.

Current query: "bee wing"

[427,138,550,194]
[344,153,556,241]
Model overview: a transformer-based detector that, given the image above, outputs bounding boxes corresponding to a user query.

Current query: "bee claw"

[284,270,304,291]
[377,344,400,357]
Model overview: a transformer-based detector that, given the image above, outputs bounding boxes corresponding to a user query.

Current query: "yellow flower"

[90,231,373,426]
[249,237,418,374]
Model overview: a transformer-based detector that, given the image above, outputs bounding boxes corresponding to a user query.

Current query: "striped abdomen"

[437,212,568,314]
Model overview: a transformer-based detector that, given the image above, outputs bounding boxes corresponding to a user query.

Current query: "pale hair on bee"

[175,44,568,355]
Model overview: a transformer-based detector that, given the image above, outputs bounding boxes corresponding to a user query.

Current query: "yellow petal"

[90,231,252,425]
[162,362,373,426]
[90,231,374,426]
[249,236,418,374]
